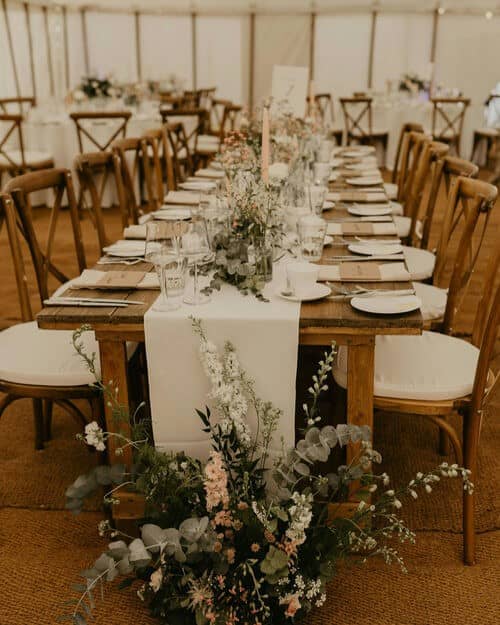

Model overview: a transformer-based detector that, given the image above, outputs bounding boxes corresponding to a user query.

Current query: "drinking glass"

[297,215,327,262]
[313,162,332,186]
[145,221,187,312]
[306,183,328,215]
[180,215,212,305]
[317,139,334,163]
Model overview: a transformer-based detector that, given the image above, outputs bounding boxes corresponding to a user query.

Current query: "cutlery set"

[44,296,145,307]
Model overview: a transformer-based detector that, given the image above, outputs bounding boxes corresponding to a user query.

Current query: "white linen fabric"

[144,264,300,460]
[412,281,448,322]
[317,262,410,283]
[333,331,479,401]
[383,183,398,200]
[403,245,436,281]
[327,222,397,236]
[390,201,404,216]
[0,321,100,386]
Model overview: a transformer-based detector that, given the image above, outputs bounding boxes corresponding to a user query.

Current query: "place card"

[95,271,147,289]
[72,270,160,290]
[339,263,381,281]
[317,262,410,283]
[326,191,388,203]
[327,222,397,236]
[163,191,201,205]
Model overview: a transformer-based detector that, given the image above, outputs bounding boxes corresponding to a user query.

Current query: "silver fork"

[97,257,144,266]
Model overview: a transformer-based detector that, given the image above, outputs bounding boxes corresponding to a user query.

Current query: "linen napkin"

[317,262,410,282]
[327,191,388,203]
[327,222,397,236]
[163,191,201,205]
[102,240,146,256]
[194,168,225,179]
[124,224,147,239]
[71,269,159,290]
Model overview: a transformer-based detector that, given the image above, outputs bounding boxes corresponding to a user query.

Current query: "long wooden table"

[36,156,422,519]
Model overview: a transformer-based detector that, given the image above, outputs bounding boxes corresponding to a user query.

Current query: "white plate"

[278,283,331,302]
[348,243,403,256]
[102,242,145,258]
[348,205,393,216]
[154,208,192,221]
[346,176,383,186]
[351,295,421,315]
[179,181,216,191]
[322,200,335,210]
[323,235,334,246]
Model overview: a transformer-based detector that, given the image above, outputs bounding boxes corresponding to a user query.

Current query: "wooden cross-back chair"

[309,93,343,145]
[112,137,155,224]
[161,108,215,171]
[431,97,470,156]
[220,104,242,140]
[391,122,425,184]
[0,97,36,115]
[142,127,177,205]
[74,151,129,254]
[394,129,427,204]
[422,155,479,251]
[210,99,231,136]
[198,87,216,111]
[340,96,389,162]
[69,111,132,153]
[0,174,101,450]
[470,94,500,168]
[0,114,54,186]
[164,121,194,181]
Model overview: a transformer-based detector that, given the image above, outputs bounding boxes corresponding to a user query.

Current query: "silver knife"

[322,255,405,262]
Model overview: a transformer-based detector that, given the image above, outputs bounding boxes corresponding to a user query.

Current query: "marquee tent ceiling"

[13,1,500,15]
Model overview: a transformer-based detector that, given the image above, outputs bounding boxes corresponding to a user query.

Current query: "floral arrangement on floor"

[61,323,473,625]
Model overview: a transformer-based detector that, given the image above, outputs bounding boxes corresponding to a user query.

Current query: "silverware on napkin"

[327,289,415,301]
[44,297,145,307]
[322,254,405,262]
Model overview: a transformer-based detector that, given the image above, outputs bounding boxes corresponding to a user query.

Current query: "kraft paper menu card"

[71,270,160,290]
[327,222,397,236]
[163,191,201,205]
[317,262,411,283]
[326,191,388,203]
[339,263,382,281]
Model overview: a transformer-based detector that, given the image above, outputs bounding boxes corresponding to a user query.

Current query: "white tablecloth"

[144,264,300,460]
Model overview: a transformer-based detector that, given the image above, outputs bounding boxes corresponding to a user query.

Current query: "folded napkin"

[179,181,217,191]
[327,222,397,236]
[195,168,225,179]
[103,240,146,255]
[72,269,160,290]
[317,262,410,283]
[164,191,200,205]
[327,191,388,203]
[124,224,147,239]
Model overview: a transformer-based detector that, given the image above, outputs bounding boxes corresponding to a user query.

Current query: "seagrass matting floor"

[0,172,499,624]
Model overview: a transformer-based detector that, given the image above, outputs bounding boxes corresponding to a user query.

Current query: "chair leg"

[439,416,451,456]
[43,400,53,441]
[463,408,480,565]
[0,393,18,419]
[32,398,45,450]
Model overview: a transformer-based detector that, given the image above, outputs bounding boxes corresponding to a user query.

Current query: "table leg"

[98,339,133,468]
[346,336,375,496]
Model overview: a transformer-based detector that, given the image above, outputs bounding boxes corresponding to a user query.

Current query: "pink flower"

[204,452,229,511]
[225,548,236,564]
[285,594,301,618]
[251,543,260,553]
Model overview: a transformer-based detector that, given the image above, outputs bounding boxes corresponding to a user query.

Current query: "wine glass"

[145,221,187,312]
[180,215,212,305]
[305,183,328,215]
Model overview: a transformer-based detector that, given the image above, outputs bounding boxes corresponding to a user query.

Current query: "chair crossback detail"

[113,137,154,223]
[70,111,132,153]
[340,97,374,140]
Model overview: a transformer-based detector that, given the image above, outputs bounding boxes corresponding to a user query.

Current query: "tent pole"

[23,2,36,100]
[430,8,439,62]
[42,5,55,96]
[191,12,197,90]
[63,6,70,90]
[135,12,142,81]
[81,8,89,75]
[2,0,21,99]
[367,9,377,89]
[309,11,316,81]
[249,12,255,110]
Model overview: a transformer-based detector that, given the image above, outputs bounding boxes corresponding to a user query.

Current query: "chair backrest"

[211,99,231,133]
[0,114,27,170]
[404,138,449,245]
[164,120,194,179]
[424,155,479,252]
[74,151,129,254]
[159,107,209,150]
[314,93,335,126]
[340,97,373,140]
[391,122,424,183]
[198,87,216,111]
[220,104,242,140]
[0,97,36,116]
[440,177,498,338]
[142,127,177,204]
[1,168,86,320]
[431,97,470,141]
[112,137,154,224]
[395,129,427,203]
[69,111,132,153]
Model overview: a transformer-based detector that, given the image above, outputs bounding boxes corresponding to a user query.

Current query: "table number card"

[271,65,309,118]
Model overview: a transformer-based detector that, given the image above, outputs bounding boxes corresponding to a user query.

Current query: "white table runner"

[144,264,300,460]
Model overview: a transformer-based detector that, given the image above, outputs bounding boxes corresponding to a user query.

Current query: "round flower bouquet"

[62,322,473,625]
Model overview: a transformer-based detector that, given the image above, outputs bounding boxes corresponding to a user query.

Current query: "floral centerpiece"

[73,75,121,103]
[61,323,473,625]
[398,73,429,94]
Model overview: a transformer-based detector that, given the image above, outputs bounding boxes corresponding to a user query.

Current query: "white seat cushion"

[394,217,423,239]
[333,331,479,401]
[384,182,398,200]
[0,321,100,386]
[0,150,53,167]
[390,201,404,216]
[413,281,448,321]
[476,127,499,137]
[350,128,388,137]
[403,245,436,281]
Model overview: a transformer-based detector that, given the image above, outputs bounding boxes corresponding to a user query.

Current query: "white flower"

[73,89,86,102]
[149,568,163,592]
[84,421,105,451]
